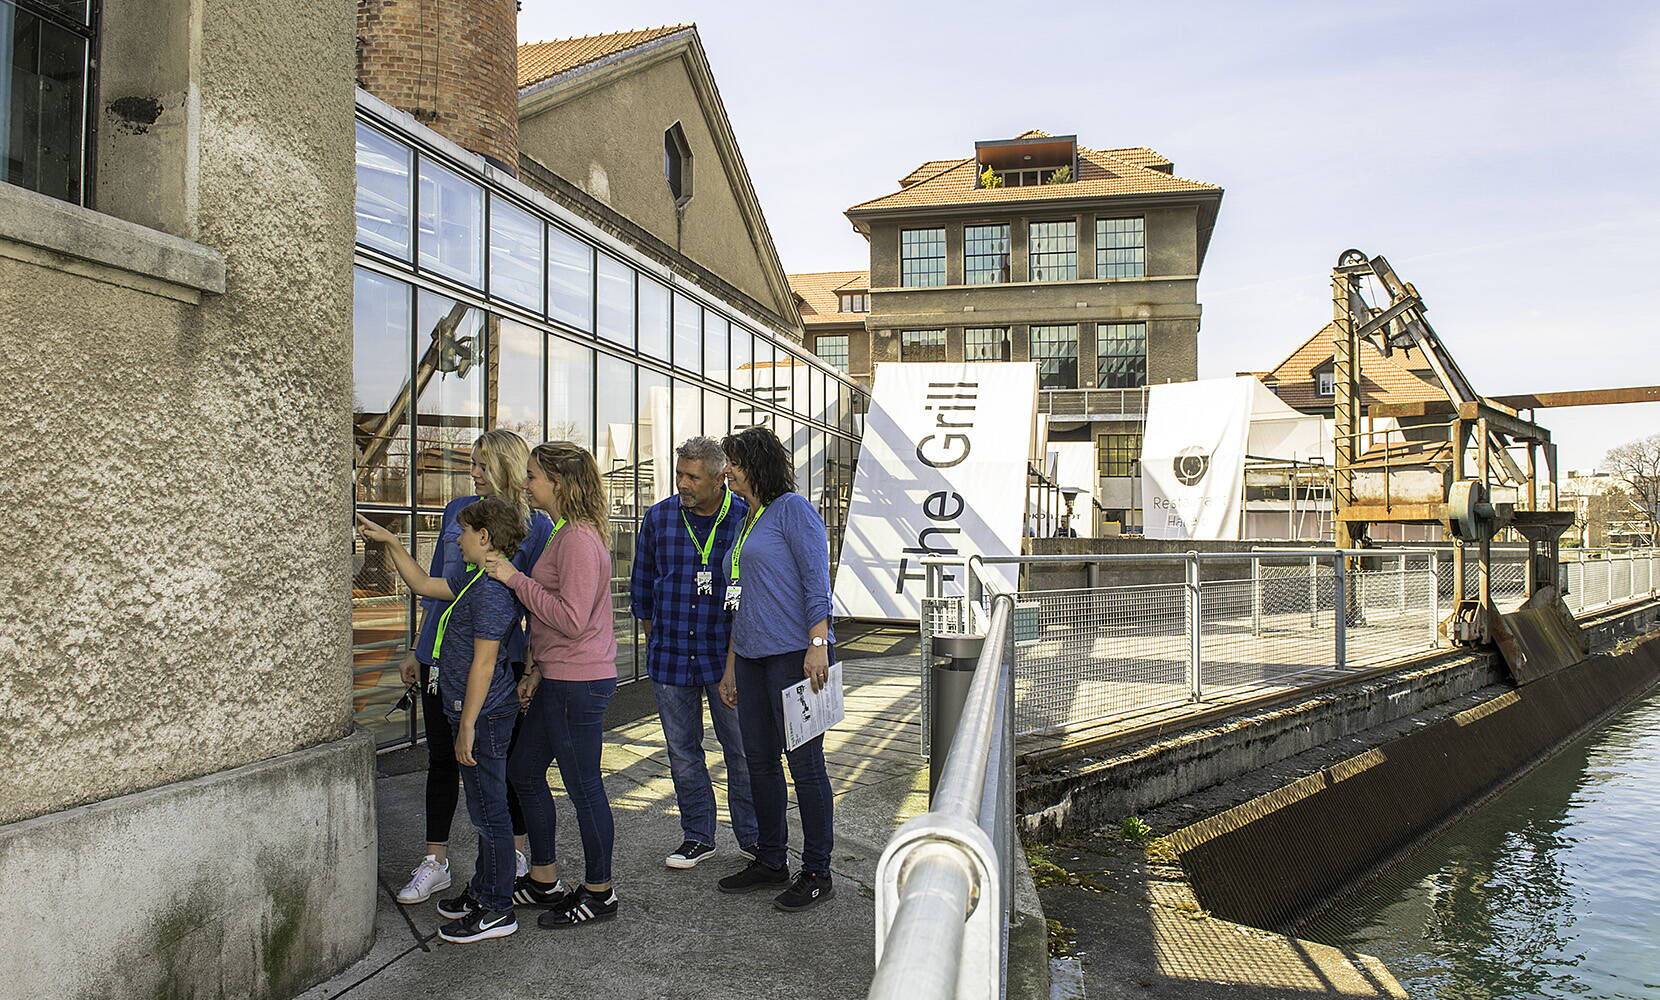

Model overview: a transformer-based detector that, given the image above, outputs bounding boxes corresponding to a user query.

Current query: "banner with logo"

[1141,377,1255,539]
[833,362,1038,621]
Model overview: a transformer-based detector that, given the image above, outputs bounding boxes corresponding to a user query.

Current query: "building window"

[837,292,868,313]
[488,195,543,312]
[900,228,946,287]
[547,225,593,332]
[964,224,1010,284]
[989,166,1069,187]
[1096,323,1147,388]
[1030,325,1077,389]
[664,122,693,205]
[964,327,1008,362]
[2,0,96,205]
[1317,372,1335,397]
[900,329,946,362]
[1029,221,1077,282]
[816,334,849,373]
[1099,433,1142,479]
[356,123,413,259]
[418,157,484,287]
[1096,218,1145,279]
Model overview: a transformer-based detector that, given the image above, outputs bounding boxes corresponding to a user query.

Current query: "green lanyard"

[730,504,767,582]
[433,567,484,658]
[542,516,566,552]
[680,490,732,566]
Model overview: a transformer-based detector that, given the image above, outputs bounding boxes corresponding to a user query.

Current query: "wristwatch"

[810,636,828,648]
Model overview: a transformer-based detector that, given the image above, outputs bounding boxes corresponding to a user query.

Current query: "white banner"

[1141,377,1254,540]
[833,362,1037,621]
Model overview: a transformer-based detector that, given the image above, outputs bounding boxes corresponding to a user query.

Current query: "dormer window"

[664,122,693,206]
[974,133,1078,189]
[1317,372,1335,397]
[837,292,868,313]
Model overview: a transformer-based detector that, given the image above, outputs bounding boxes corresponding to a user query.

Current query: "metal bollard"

[928,631,984,796]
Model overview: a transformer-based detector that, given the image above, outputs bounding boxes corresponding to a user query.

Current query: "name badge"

[723,584,742,612]
[695,570,713,596]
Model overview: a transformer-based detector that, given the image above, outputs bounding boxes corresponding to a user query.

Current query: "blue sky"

[519,1,1660,472]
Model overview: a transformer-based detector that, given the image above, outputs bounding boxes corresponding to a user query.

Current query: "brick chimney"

[357,0,520,174]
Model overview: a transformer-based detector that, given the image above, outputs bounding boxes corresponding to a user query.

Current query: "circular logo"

[1173,447,1210,486]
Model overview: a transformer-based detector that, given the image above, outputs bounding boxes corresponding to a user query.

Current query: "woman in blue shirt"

[386,429,554,905]
[714,426,837,912]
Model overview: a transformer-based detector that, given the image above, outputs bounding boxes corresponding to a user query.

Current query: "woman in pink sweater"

[483,441,620,929]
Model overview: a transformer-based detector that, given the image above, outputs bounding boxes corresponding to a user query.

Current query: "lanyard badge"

[430,566,485,693]
[682,491,732,600]
[725,503,766,614]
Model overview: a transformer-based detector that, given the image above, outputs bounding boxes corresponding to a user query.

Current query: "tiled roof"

[787,270,869,327]
[1262,322,1448,410]
[850,139,1218,214]
[518,25,692,89]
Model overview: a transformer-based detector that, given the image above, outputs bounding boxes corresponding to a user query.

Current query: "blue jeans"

[508,677,617,886]
[654,680,758,848]
[455,709,518,912]
[733,649,835,875]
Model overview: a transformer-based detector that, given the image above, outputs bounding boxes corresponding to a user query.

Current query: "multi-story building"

[798,130,1222,531]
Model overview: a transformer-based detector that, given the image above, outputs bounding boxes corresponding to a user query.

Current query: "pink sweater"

[506,520,618,681]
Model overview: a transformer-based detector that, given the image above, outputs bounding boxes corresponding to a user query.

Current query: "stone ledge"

[0,181,226,298]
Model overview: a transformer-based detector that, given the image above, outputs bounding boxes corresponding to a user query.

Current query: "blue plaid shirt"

[629,489,748,686]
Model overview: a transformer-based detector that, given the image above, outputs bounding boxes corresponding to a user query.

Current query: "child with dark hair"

[360,495,529,942]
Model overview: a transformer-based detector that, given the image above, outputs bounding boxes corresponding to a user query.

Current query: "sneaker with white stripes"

[396,854,452,905]
[538,885,618,928]
[512,874,572,909]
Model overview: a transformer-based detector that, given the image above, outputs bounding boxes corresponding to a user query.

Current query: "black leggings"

[421,662,527,844]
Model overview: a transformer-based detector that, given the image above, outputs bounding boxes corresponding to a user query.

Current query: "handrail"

[871,594,1017,1000]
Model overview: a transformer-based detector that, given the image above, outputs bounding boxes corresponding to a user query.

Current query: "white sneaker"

[516,850,529,878]
[396,854,451,904]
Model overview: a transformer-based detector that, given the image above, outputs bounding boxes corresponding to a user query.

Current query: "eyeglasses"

[384,682,420,720]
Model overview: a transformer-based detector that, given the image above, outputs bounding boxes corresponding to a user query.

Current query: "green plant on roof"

[1043,164,1073,184]
[1119,815,1153,843]
[979,165,1004,189]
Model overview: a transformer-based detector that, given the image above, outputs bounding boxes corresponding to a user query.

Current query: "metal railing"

[919,547,1660,744]
[871,593,1017,1000]
[1036,386,1147,419]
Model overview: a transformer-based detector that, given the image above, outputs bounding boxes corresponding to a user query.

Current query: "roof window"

[975,134,1077,189]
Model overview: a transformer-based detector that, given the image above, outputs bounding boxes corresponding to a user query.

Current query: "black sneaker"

[511,874,572,909]
[774,871,835,912]
[538,885,618,928]
[437,906,518,943]
[717,859,789,894]
[665,840,717,869]
[434,888,482,920]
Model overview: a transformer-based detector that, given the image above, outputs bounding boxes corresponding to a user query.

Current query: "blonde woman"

[359,428,553,904]
[485,442,621,928]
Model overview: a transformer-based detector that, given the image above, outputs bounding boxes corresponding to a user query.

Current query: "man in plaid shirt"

[630,436,759,868]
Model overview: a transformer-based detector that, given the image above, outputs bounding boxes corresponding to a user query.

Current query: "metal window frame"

[900,227,947,288]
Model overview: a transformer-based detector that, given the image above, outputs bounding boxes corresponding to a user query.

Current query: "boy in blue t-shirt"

[424,496,527,943]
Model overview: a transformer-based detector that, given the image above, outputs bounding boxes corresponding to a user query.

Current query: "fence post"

[1308,554,1319,627]
[1251,555,1262,636]
[1429,550,1440,646]
[1186,553,1203,702]
[1334,554,1348,668]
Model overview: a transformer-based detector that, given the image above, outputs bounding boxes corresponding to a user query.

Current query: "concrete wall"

[518,49,779,322]
[0,1,371,996]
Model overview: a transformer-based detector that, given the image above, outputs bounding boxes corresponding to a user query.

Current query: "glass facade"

[964,224,1010,284]
[1096,217,1145,279]
[1029,221,1078,282]
[2,0,94,205]
[352,110,865,747]
[1031,324,1078,389]
[1096,322,1147,388]
[899,228,946,287]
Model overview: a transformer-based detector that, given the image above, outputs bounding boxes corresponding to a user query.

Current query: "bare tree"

[1603,434,1660,544]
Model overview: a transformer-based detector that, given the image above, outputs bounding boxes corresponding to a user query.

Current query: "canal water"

[1299,684,1660,999]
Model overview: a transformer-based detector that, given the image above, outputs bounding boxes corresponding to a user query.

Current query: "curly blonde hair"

[530,441,612,545]
[473,429,531,518]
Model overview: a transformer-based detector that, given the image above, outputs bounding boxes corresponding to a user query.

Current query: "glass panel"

[1029,220,1078,282]
[815,334,849,373]
[1,5,87,203]
[1096,217,1146,279]
[808,428,826,511]
[594,354,637,682]
[351,510,413,745]
[964,223,1010,284]
[673,294,702,372]
[730,325,753,397]
[417,158,483,286]
[672,378,701,447]
[1030,324,1078,389]
[491,317,542,440]
[703,392,729,444]
[1096,322,1148,388]
[704,312,730,385]
[639,369,671,512]
[817,370,835,427]
[840,382,854,434]
[414,290,485,507]
[353,268,412,505]
[965,327,1009,362]
[596,254,634,347]
[900,227,946,287]
[488,196,543,311]
[900,329,947,362]
[546,335,594,449]
[548,226,594,332]
[355,124,412,259]
[638,276,671,361]
[792,419,810,501]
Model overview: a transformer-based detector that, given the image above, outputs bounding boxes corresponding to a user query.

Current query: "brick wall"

[356,0,519,171]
